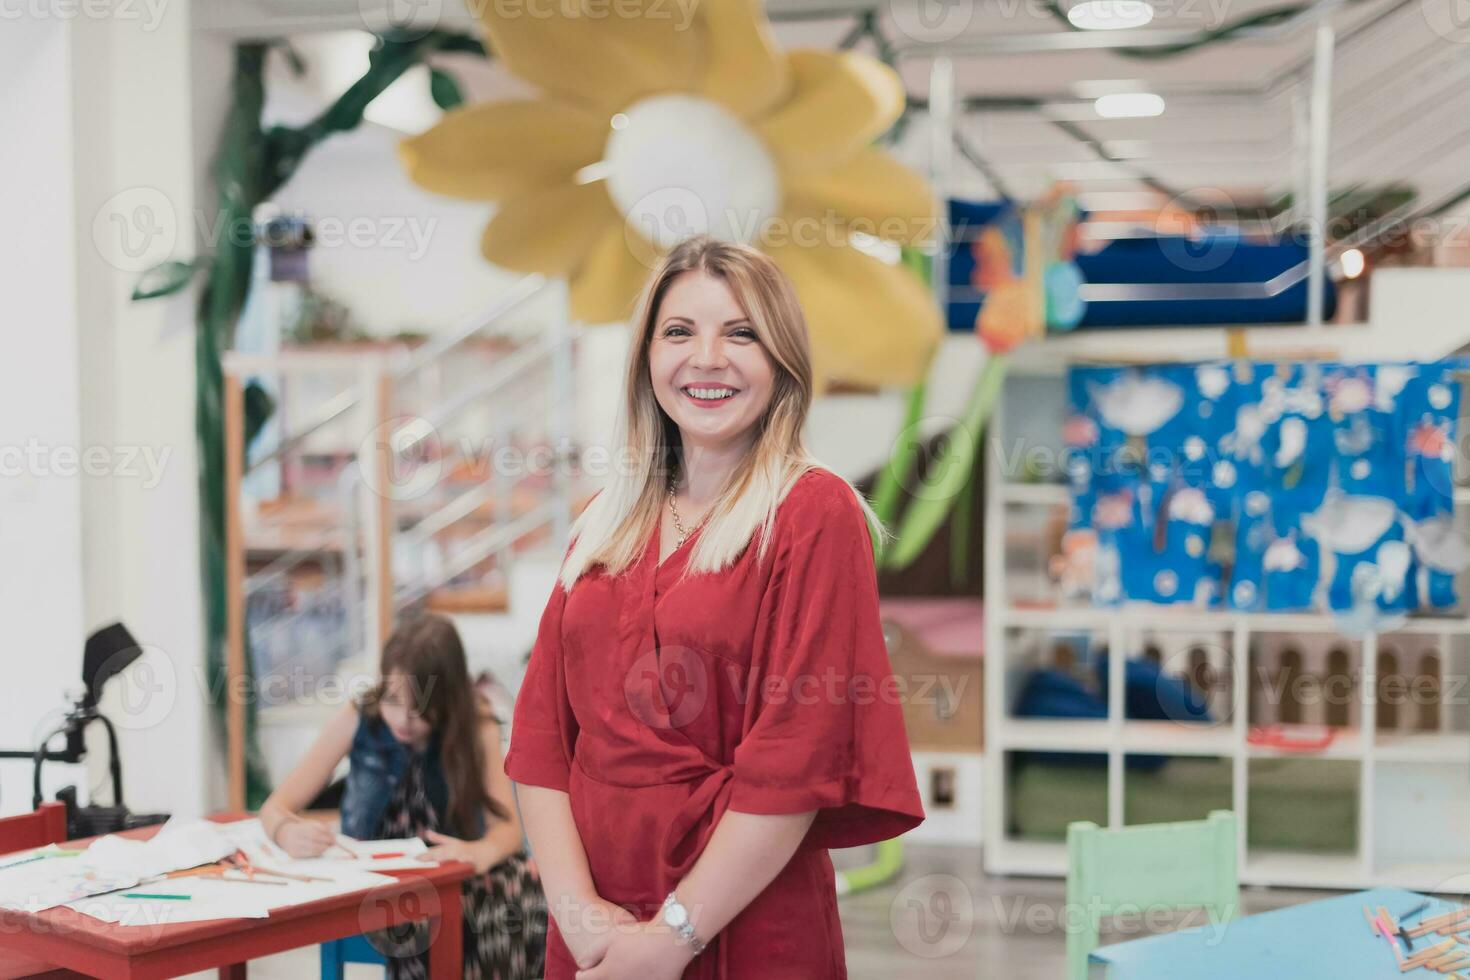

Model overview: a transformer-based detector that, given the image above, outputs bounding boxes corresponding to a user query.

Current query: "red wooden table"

[0,815,472,980]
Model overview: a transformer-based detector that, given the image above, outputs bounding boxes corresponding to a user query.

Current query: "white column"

[0,2,222,818]
[0,18,89,815]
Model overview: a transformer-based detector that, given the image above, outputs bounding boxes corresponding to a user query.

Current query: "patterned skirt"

[369,757,548,980]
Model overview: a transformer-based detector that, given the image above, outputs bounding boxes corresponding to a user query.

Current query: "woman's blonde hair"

[558,235,886,590]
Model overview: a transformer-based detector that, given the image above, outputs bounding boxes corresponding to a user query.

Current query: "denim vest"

[340,712,486,840]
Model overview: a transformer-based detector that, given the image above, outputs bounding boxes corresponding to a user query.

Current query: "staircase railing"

[220,274,575,810]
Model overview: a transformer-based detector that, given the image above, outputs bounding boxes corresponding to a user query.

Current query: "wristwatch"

[660,890,706,954]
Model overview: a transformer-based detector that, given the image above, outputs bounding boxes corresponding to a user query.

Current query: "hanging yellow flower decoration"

[398,0,941,389]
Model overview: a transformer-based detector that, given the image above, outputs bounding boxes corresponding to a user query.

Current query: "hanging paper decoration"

[398,0,941,390]
[957,186,1086,353]
[1061,360,1466,630]
[948,199,1339,332]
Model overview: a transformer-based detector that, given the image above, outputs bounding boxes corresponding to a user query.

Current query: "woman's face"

[648,270,776,453]
[379,672,433,749]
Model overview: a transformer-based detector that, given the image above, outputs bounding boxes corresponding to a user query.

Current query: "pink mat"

[878,597,983,659]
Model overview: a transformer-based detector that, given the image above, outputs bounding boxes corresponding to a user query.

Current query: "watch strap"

[662,891,707,954]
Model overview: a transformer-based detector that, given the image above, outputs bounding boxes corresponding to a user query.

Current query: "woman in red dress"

[504,235,924,979]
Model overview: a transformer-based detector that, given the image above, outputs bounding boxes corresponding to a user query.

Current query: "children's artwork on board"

[1061,360,1467,630]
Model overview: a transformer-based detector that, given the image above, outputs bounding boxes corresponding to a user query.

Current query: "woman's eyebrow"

[658,316,751,327]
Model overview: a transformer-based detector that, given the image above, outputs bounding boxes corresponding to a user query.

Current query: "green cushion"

[1010,757,1357,852]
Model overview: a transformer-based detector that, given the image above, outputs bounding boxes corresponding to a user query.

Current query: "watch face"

[663,903,689,928]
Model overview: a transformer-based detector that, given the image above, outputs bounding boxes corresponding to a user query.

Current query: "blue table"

[1091,887,1463,979]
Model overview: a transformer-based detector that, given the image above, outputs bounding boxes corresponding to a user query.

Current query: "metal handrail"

[393,500,560,610]
[390,273,548,382]
[240,274,552,475]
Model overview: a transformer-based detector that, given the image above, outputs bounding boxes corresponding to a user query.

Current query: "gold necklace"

[668,482,707,548]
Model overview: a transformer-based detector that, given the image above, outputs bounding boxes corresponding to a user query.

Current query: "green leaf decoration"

[242,381,277,452]
[881,354,1008,571]
[131,259,201,300]
[429,67,464,110]
[871,380,929,528]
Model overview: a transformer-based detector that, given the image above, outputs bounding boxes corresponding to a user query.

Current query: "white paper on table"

[223,819,440,873]
[0,861,139,914]
[328,835,438,871]
[78,818,238,880]
[64,865,400,926]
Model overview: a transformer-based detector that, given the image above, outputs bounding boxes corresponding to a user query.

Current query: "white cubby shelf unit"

[982,356,1470,892]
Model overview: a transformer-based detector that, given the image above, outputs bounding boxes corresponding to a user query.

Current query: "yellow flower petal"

[784,148,937,246]
[481,182,621,276]
[755,50,905,176]
[477,4,700,113]
[570,223,658,325]
[400,100,606,201]
[695,0,790,120]
[769,238,941,388]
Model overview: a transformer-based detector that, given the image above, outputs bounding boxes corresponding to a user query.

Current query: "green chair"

[1066,810,1239,980]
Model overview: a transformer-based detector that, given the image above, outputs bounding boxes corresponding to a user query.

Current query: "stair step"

[424,583,510,615]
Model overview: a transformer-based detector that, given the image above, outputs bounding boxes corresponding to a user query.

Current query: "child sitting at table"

[261,614,547,980]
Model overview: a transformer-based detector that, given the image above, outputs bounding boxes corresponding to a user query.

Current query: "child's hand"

[420,829,493,874]
[274,816,335,859]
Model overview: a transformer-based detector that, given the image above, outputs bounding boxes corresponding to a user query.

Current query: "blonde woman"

[505,235,924,979]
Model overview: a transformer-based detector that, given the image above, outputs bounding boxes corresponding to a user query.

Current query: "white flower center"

[604,94,780,249]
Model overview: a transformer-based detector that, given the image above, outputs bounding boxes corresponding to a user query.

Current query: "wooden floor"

[839,842,1331,979]
[189,842,1330,978]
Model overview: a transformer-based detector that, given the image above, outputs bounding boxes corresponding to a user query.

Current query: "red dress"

[504,468,925,979]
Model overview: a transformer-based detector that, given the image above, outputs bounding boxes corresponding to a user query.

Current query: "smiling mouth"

[680,384,740,403]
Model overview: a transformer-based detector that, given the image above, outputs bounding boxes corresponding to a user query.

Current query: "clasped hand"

[561,897,695,980]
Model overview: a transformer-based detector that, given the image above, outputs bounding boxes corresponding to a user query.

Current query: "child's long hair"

[557,235,884,591]
[359,615,510,834]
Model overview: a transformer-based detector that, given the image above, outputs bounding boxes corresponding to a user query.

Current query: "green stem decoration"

[949,428,979,588]
[880,354,1007,572]
[871,380,930,528]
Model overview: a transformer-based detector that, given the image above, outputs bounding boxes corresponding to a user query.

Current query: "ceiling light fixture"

[1094,92,1166,118]
[1067,0,1156,30]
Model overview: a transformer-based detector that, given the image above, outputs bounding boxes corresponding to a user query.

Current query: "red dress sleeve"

[504,577,579,792]
[728,476,925,849]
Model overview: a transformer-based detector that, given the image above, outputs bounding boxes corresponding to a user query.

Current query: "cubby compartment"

[1122,755,1233,827]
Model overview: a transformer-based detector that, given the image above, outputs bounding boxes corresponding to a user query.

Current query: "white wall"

[0,20,89,816]
[0,5,215,819]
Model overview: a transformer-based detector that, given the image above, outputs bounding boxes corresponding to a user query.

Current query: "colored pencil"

[122,893,192,901]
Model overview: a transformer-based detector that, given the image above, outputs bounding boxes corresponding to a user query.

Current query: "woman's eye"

[663,326,690,338]
[732,328,758,341]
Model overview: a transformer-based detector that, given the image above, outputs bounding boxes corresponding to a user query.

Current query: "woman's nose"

[691,336,728,369]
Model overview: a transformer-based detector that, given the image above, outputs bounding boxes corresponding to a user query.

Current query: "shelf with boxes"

[982,362,1470,891]
[880,598,984,847]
